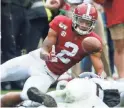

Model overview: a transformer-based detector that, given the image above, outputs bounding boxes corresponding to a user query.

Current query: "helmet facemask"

[72,12,96,35]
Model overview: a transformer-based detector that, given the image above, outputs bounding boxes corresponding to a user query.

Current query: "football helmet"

[72,3,98,35]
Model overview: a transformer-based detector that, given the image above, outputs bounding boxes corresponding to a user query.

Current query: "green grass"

[1,88,55,95]
[1,90,21,94]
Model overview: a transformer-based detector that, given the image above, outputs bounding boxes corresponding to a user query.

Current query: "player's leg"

[18,90,65,107]
[1,73,54,107]
[20,73,57,107]
[1,50,58,107]
[20,83,68,107]
[1,92,42,107]
[1,92,22,107]
[0,53,36,82]
[23,49,58,107]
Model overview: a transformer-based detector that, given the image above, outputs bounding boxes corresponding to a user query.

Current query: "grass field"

[1,90,21,94]
[1,88,55,95]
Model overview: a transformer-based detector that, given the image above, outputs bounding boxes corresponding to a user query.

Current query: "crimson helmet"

[72,3,98,35]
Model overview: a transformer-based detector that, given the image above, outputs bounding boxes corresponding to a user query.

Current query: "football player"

[1,3,106,107]
[12,78,110,108]
[53,73,124,107]
[6,75,124,108]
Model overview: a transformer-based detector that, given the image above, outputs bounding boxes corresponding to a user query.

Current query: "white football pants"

[0,49,59,100]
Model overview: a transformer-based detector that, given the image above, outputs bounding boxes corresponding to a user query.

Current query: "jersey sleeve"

[49,15,62,32]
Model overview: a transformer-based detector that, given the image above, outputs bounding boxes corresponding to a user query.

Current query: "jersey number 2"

[56,42,79,64]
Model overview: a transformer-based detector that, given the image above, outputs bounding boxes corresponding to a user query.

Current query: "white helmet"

[64,78,97,103]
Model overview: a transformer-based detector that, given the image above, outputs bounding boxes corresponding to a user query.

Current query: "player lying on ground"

[0,3,106,107]
[17,73,124,108]
[8,78,109,108]
[1,73,124,108]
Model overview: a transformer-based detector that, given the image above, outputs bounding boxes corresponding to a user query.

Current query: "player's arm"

[90,52,107,78]
[40,28,57,61]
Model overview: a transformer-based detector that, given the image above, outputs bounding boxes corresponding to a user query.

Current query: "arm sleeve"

[49,16,61,32]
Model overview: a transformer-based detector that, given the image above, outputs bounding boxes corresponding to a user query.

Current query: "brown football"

[82,37,102,54]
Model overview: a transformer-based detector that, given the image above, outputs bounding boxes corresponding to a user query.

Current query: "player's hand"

[40,48,58,62]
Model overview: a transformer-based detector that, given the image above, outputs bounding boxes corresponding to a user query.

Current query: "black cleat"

[27,87,57,107]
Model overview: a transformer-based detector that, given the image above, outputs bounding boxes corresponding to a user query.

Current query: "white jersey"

[18,78,124,108]
[18,78,109,108]
[90,78,124,93]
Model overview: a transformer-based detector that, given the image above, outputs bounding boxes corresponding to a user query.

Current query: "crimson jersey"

[46,15,102,75]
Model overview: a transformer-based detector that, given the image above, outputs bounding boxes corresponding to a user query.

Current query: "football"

[82,37,102,54]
